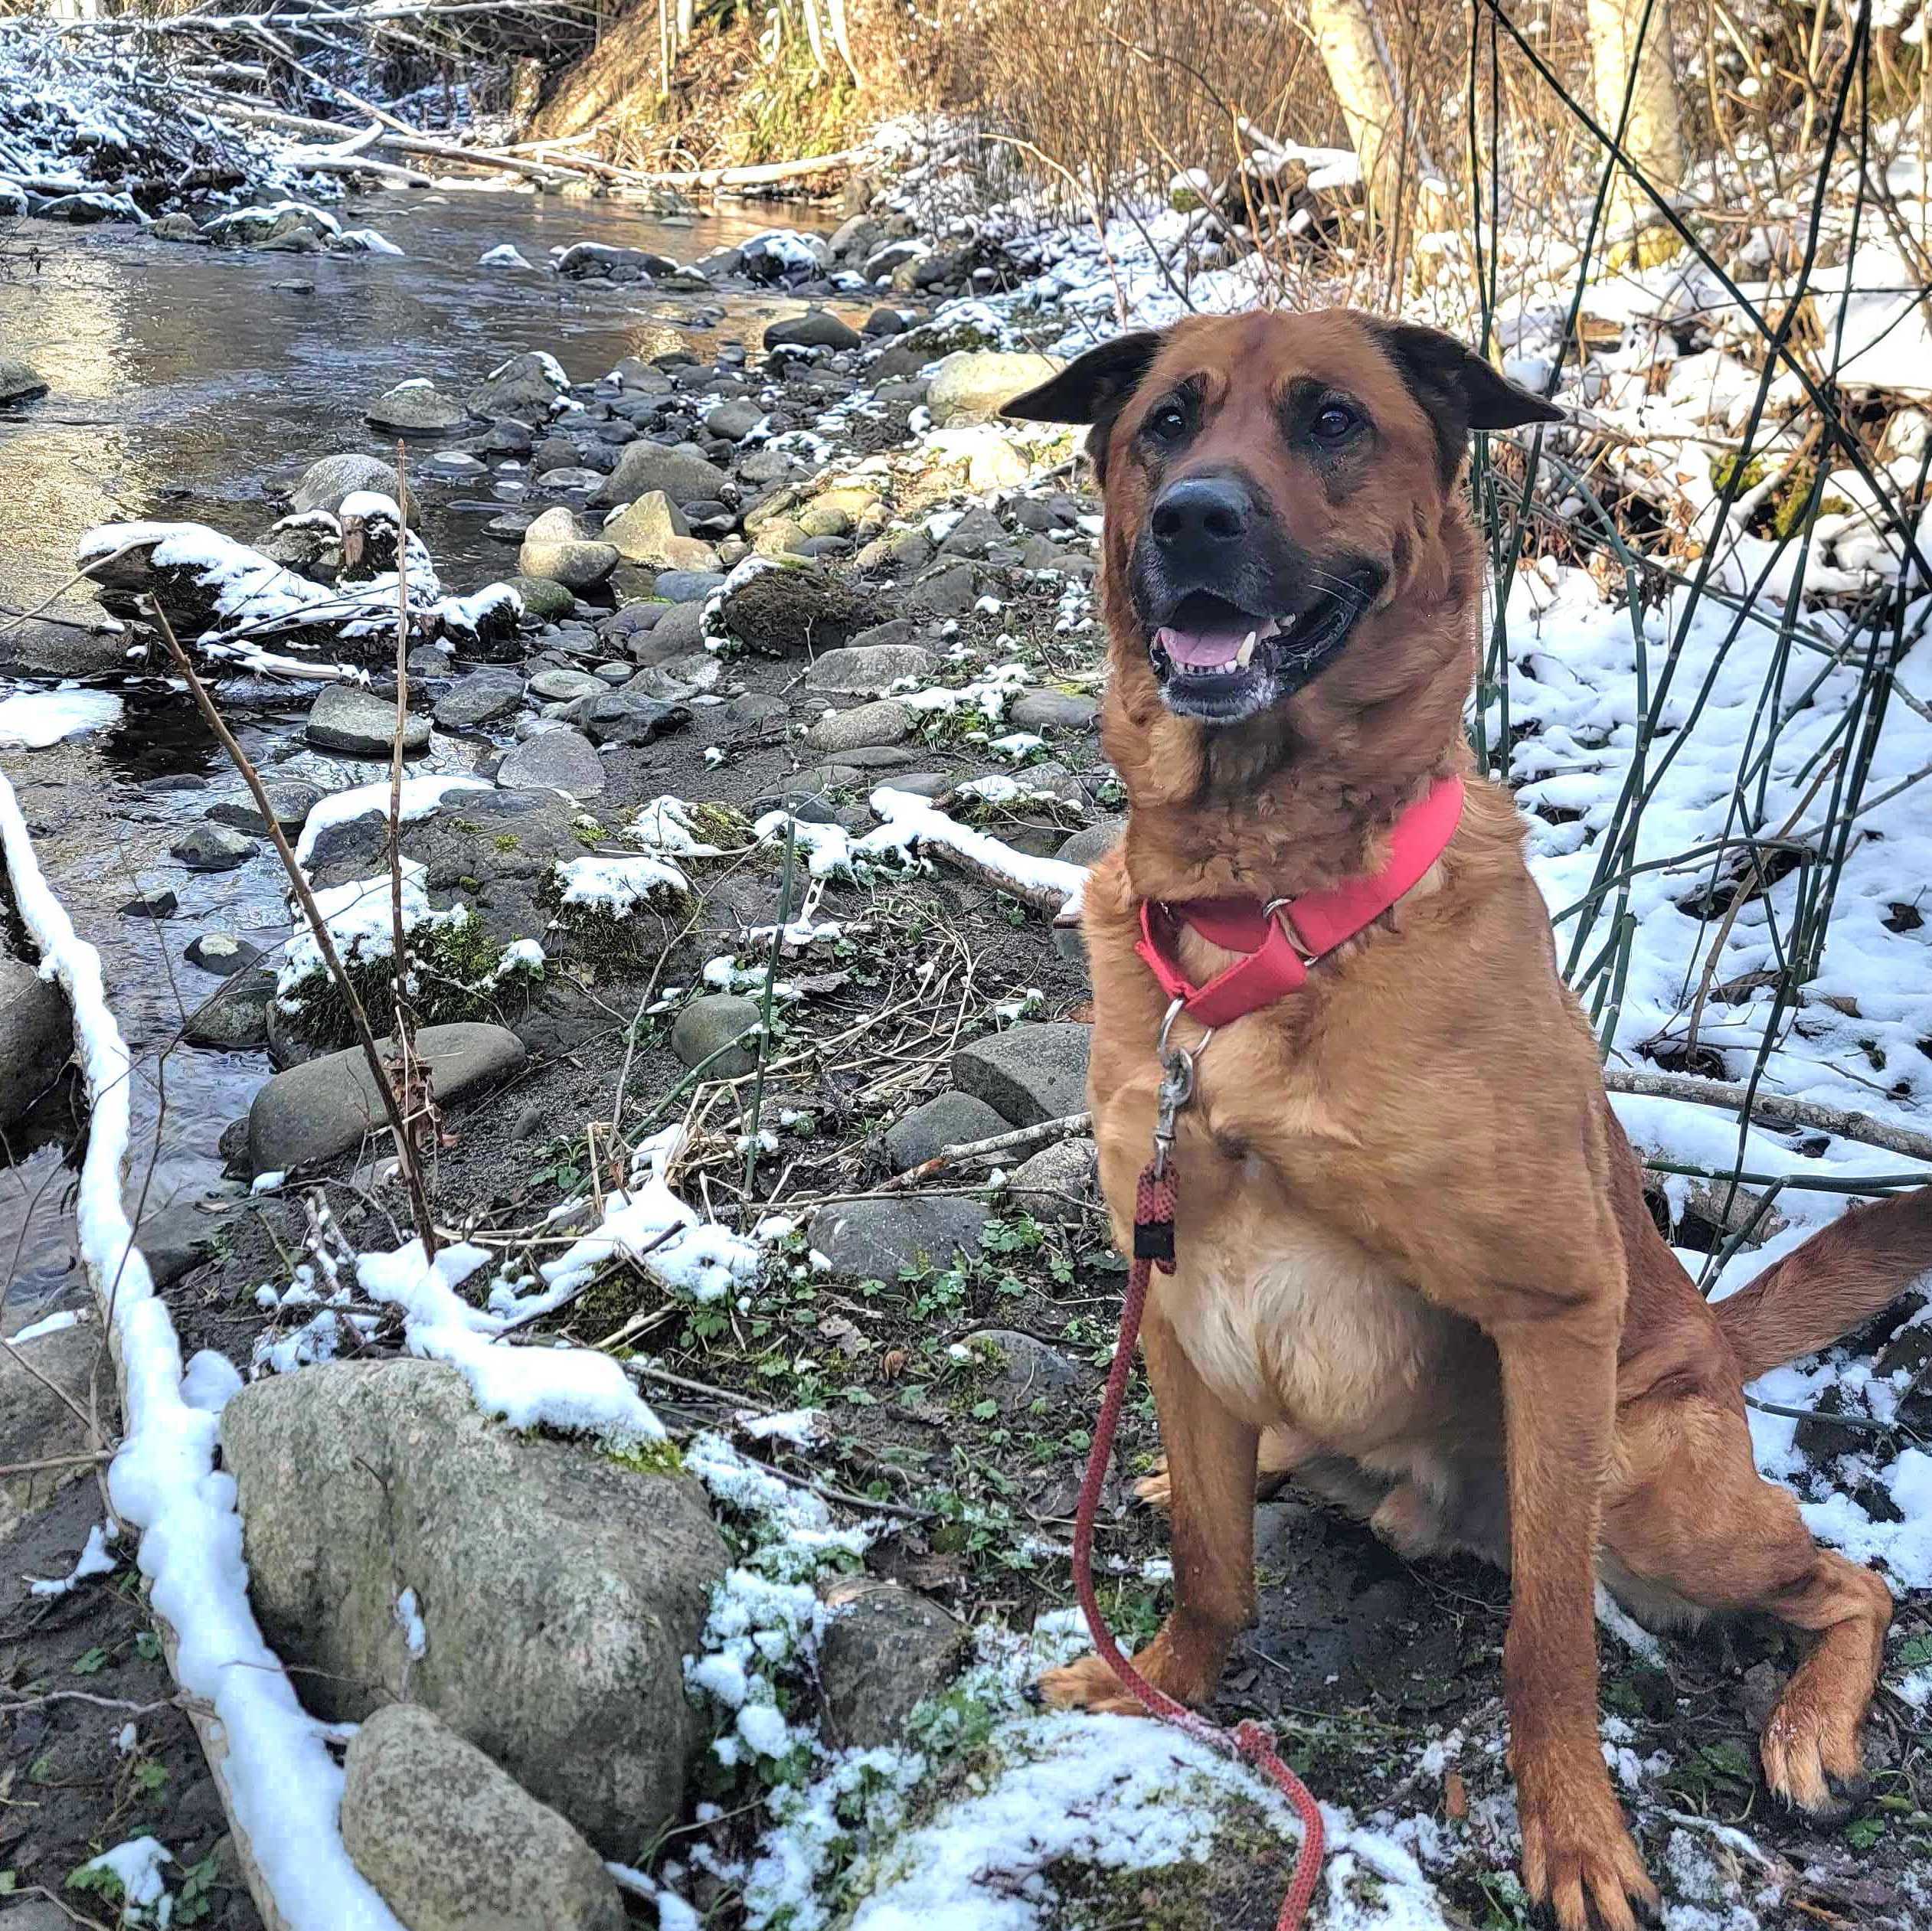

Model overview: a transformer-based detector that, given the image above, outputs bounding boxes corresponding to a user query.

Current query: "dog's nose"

[1149,475,1254,567]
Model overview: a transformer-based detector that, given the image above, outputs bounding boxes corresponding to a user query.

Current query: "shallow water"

[0,188,832,1309]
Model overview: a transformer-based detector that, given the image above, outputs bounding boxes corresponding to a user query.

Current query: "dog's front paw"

[1517,1750,1658,1931]
[1760,1676,1868,1820]
[1033,1624,1224,1715]
[1032,1652,1149,1716]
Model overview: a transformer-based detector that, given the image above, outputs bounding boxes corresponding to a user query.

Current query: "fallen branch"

[150,603,442,1249]
[876,1111,1093,1193]
[1603,1067,1932,1166]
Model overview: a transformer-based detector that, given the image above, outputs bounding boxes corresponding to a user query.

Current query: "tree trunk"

[1306,0,1424,231]
[1587,0,1685,232]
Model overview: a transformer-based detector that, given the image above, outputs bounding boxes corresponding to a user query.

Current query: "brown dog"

[1003,309,1931,1931]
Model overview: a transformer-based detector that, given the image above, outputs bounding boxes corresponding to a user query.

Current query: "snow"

[356,1237,668,1446]
[10,1306,82,1341]
[394,1586,427,1659]
[537,1126,763,1306]
[0,686,123,747]
[76,1835,172,1916]
[554,850,691,915]
[28,1519,119,1598]
[293,773,491,866]
[0,762,403,1929]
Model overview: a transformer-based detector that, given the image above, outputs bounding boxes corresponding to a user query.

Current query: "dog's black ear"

[1374,321,1566,484]
[1002,332,1162,423]
[1002,332,1162,479]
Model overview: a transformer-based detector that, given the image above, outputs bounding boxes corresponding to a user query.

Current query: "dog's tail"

[1715,1185,1932,1381]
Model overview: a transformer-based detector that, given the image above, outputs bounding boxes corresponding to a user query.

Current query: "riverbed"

[0,188,833,1309]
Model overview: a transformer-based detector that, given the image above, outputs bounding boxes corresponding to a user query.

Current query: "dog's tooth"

[1236,633,1257,668]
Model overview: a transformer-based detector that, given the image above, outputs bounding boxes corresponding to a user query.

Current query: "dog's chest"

[1162,1162,1474,1452]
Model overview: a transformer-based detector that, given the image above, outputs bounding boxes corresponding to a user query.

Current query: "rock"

[634,602,708,659]
[884,1090,1008,1172]
[704,399,763,441]
[652,568,727,603]
[911,562,980,616]
[435,667,525,730]
[0,1898,73,1930]
[470,349,568,420]
[2,1322,106,1537]
[306,686,430,757]
[926,351,1064,428]
[518,507,618,590]
[805,699,911,753]
[603,492,718,571]
[1008,1136,1100,1225]
[367,379,468,434]
[185,933,263,978]
[862,306,909,337]
[222,1359,727,1854]
[566,691,690,747]
[1056,819,1123,867]
[507,574,576,622]
[0,357,51,404]
[740,229,831,285]
[805,640,935,696]
[172,823,256,872]
[765,309,863,353]
[247,1024,527,1174]
[342,1703,624,1931]
[528,668,607,703]
[594,443,731,511]
[708,560,868,657]
[965,1328,1082,1411]
[937,506,1007,560]
[121,888,178,920]
[670,993,761,1077]
[184,966,275,1050]
[136,1191,236,1287]
[817,1579,966,1750]
[953,1022,1091,1126]
[208,781,322,837]
[1010,689,1099,732]
[813,1197,991,1279]
[0,955,70,1129]
[497,727,604,798]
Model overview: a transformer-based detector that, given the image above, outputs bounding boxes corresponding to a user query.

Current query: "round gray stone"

[812,1196,991,1280]
[670,993,761,1077]
[342,1703,624,1931]
[952,1021,1091,1127]
[805,699,911,754]
[884,1090,1008,1173]
[1010,689,1100,732]
[497,728,604,798]
[306,686,430,758]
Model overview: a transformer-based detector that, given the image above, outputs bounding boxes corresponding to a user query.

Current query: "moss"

[493,832,521,853]
[1709,452,1769,497]
[687,800,753,848]
[276,914,543,1050]
[606,1437,685,1477]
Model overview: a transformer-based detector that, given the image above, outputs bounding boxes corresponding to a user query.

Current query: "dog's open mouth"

[1148,581,1370,721]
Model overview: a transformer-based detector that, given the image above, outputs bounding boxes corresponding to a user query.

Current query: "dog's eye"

[1146,402,1189,443]
[1313,402,1360,443]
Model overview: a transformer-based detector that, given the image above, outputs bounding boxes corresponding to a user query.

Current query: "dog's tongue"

[1156,623,1247,669]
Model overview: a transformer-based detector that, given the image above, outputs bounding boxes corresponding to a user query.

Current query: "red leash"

[1070,1158,1326,1931]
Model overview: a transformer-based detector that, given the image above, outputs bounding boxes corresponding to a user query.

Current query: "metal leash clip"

[1151,996,1214,1180]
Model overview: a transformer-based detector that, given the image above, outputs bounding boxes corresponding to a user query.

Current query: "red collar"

[1134,776,1466,1028]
